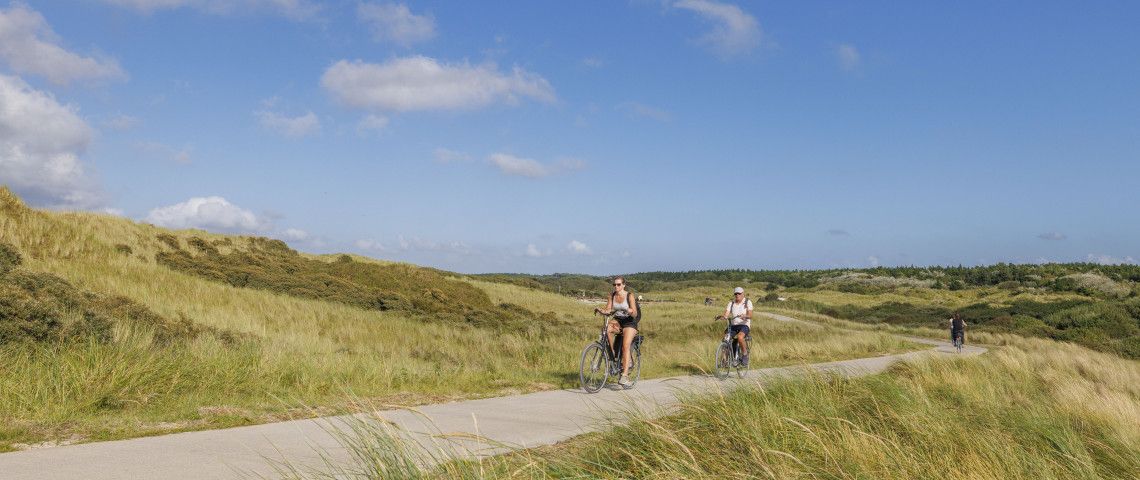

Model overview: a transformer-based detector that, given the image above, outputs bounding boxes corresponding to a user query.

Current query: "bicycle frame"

[580,313,643,391]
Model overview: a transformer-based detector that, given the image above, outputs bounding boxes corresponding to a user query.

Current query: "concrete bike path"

[0,313,986,479]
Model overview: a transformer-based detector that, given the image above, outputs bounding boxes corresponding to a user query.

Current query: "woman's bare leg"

[621,326,636,375]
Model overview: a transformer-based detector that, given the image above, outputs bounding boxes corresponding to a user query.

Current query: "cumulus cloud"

[0,74,102,208]
[356,114,389,135]
[281,228,309,240]
[835,44,860,71]
[617,101,673,122]
[256,110,320,138]
[0,4,125,85]
[321,57,556,112]
[357,2,435,46]
[1086,253,1137,265]
[487,153,585,178]
[397,235,471,254]
[567,240,592,255]
[673,0,760,58]
[355,238,387,251]
[102,113,140,131]
[581,57,604,68]
[1037,232,1066,241]
[145,196,271,232]
[433,147,470,163]
[97,0,320,20]
[524,244,549,258]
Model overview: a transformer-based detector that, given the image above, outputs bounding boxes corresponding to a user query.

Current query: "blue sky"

[1,1,1137,274]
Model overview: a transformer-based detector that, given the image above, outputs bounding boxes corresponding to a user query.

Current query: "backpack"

[612,291,642,322]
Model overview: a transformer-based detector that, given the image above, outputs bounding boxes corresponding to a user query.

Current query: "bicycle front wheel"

[580,343,609,393]
[714,342,732,379]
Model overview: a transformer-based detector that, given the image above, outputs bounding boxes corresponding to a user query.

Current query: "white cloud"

[134,141,192,164]
[0,4,125,85]
[256,110,320,138]
[487,153,585,178]
[1086,254,1137,265]
[433,147,470,163]
[568,240,592,255]
[396,235,471,254]
[356,114,389,135]
[321,57,556,112]
[145,196,270,232]
[673,0,761,58]
[836,43,860,71]
[867,255,881,267]
[357,2,435,46]
[617,101,673,122]
[98,0,320,20]
[355,238,387,251]
[281,228,309,241]
[581,57,604,68]
[1037,232,1066,241]
[0,74,102,208]
[524,244,550,258]
[102,113,140,131]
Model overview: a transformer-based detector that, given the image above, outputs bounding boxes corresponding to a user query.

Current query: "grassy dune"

[0,189,916,450]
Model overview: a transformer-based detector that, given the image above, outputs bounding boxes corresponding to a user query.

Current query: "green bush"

[155,235,553,331]
[0,262,245,347]
[0,242,21,274]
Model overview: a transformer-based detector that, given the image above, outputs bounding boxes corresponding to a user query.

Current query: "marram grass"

[292,335,1140,479]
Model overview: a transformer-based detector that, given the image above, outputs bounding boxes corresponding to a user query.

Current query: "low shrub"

[154,234,552,331]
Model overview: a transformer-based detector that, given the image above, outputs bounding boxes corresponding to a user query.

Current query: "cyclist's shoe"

[741,355,749,367]
[618,374,632,387]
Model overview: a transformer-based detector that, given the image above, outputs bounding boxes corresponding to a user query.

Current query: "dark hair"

[612,276,626,285]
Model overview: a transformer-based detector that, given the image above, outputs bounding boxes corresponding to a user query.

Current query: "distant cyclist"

[595,276,639,387]
[949,313,966,346]
[723,287,753,366]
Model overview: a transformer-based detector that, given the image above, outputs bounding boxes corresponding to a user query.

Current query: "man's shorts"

[729,325,750,337]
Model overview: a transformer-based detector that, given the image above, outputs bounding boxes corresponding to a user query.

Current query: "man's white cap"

[733,287,744,294]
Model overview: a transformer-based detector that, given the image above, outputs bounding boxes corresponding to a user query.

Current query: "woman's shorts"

[616,316,639,330]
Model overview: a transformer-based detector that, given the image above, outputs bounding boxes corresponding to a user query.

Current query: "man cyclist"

[723,287,752,366]
[949,313,966,347]
[595,276,639,387]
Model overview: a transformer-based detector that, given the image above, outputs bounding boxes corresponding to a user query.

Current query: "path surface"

[0,313,986,479]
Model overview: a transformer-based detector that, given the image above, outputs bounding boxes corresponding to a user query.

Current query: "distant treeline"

[476,263,1140,297]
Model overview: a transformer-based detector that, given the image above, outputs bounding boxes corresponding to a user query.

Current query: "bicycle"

[952,330,964,353]
[714,315,751,379]
[579,312,643,393]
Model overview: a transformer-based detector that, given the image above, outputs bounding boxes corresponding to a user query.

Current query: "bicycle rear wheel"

[579,343,609,393]
[714,342,732,379]
[735,338,751,378]
[626,344,642,388]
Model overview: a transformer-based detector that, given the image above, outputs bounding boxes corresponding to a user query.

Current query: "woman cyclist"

[595,276,639,387]
[950,313,967,347]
